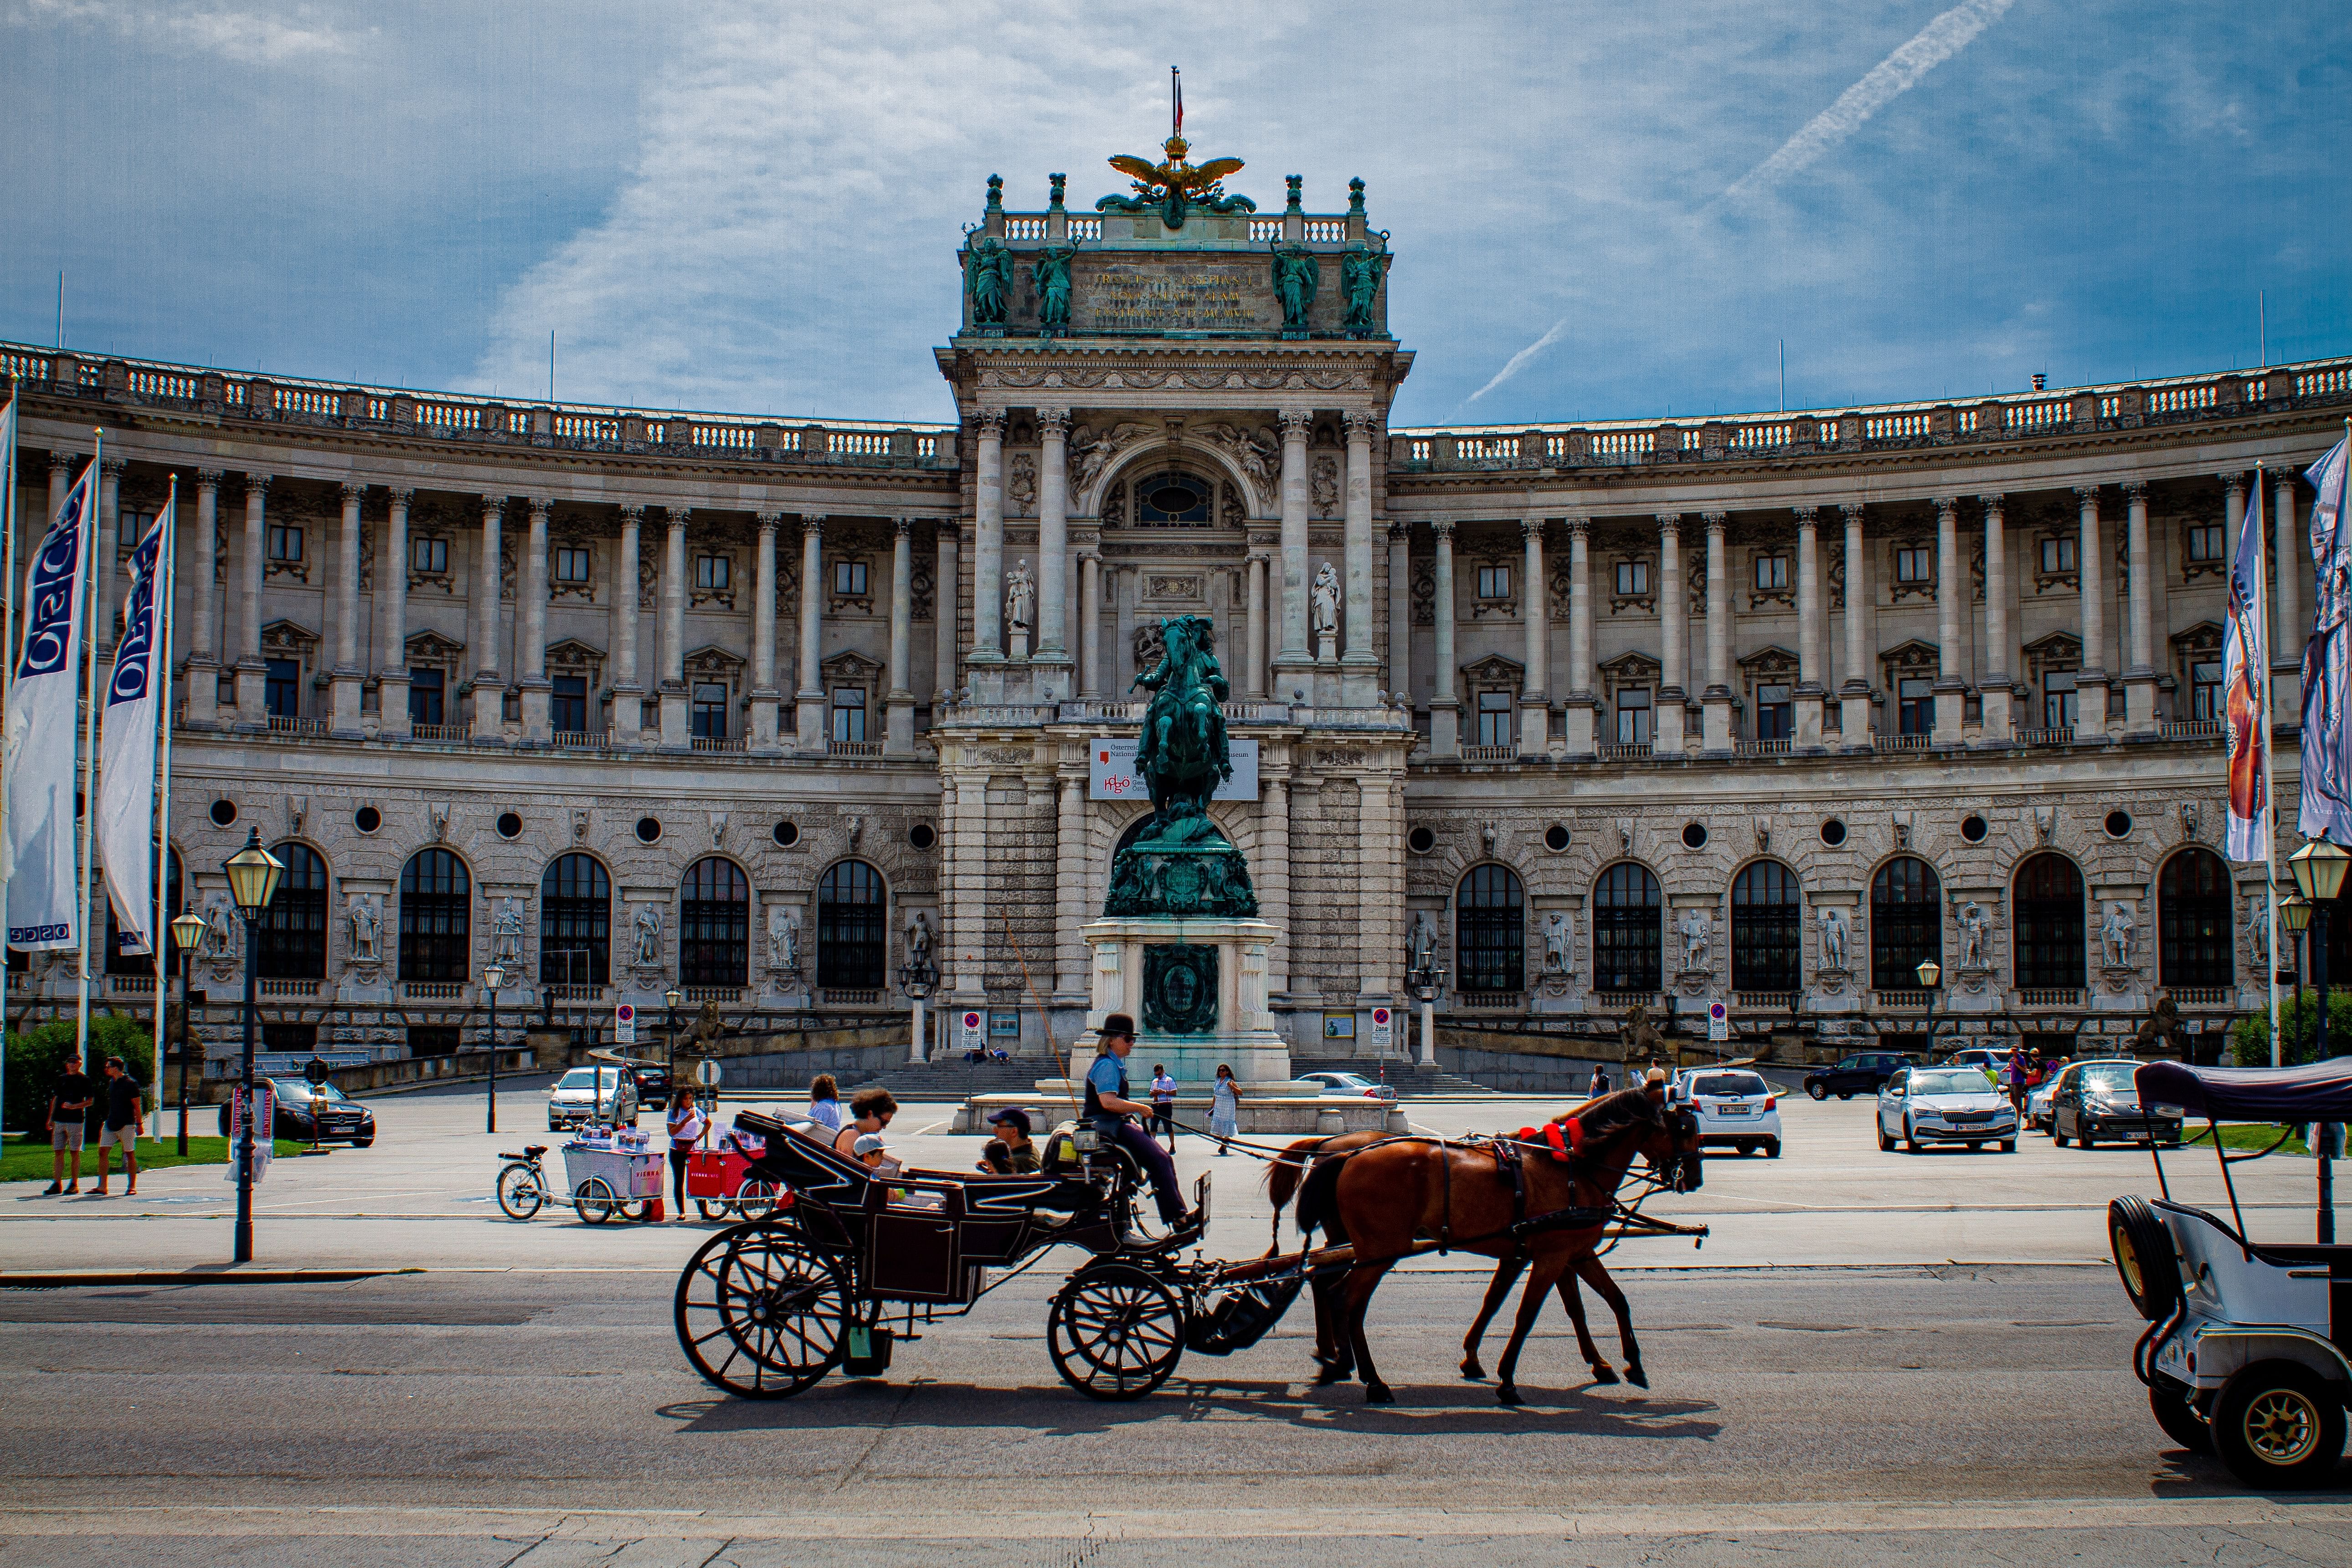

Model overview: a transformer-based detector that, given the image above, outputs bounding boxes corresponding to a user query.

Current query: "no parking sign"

[958,1010,985,1054]
[614,1002,637,1045]
[1369,1006,1393,1050]
[1707,1000,1729,1042]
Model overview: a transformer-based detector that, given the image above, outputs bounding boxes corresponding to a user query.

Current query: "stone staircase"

[1288,1057,1489,1097]
[841,1058,1072,1102]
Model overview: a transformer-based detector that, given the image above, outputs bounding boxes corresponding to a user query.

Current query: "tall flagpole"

[149,477,176,1134]
[0,381,15,1133]
[74,429,101,1071]
[2257,461,2279,1066]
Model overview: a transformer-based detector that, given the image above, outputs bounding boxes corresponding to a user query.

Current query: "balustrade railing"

[1457,744,1516,762]
[553,730,608,749]
[1735,738,1792,757]
[2016,988,2083,1007]
[1874,733,1930,752]
[1734,992,1799,1011]
[692,735,748,754]
[266,715,329,737]
[2014,727,2075,746]
[827,739,883,758]
[2167,987,2231,1006]
[2156,720,2223,741]
[1457,990,1523,1010]
[411,722,470,743]
[1595,741,1653,761]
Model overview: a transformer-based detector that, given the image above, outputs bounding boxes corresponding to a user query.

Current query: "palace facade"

[6,157,2346,1067]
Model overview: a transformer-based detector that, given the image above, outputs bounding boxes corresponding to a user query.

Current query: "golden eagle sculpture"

[1099,135,1254,230]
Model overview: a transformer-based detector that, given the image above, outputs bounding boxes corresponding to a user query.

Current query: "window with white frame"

[554,547,592,584]
[831,686,868,743]
[2186,523,2223,565]
[267,524,303,564]
[1476,565,1511,601]
[1616,687,1652,745]
[833,560,868,596]
[695,554,731,592]
[1475,689,1514,747]
[412,537,449,575]
[1893,545,1932,585]
[2040,535,2077,575]
[1614,559,1650,597]
[1753,553,1790,591]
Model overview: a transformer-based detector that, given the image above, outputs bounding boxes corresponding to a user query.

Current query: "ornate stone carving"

[1311,454,1339,516]
[1007,452,1038,511]
[1202,422,1278,492]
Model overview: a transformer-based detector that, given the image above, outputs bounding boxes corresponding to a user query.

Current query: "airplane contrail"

[1465,313,1571,405]
[1724,0,2017,201]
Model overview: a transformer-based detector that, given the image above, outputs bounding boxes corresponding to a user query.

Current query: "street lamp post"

[223,829,285,1265]
[482,961,507,1135]
[169,910,207,1156]
[664,986,683,1100]
[1917,957,1944,1058]
[2290,838,2350,1242]
[2282,894,2313,1068]
[898,956,939,1064]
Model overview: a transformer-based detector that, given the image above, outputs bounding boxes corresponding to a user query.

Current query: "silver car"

[546,1065,640,1131]
[1877,1064,2018,1153]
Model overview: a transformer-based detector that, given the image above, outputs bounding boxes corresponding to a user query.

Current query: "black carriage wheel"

[2149,1375,2213,1455]
[1048,1264,1187,1401]
[674,1224,848,1400]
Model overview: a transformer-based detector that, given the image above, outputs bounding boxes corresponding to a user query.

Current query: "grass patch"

[2179,1123,2315,1157]
[1,1130,300,1183]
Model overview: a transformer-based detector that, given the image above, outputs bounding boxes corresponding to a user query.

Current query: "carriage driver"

[1085,1014,1192,1228]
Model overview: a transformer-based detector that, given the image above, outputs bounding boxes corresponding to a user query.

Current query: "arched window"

[1730,860,1801,992]
[257,843,329,980]
[540,853,611,988]
[105,848,183,977]
[2158,848,2232,990]
[1456,864,1525,996]
[818,860,887,990]
[1871,856,1942,992]
[400,848,472,983]
[680,858,750,987]
[1592,863,1662,994]
[2014,853,2086,991]
[1132,470,1212,525]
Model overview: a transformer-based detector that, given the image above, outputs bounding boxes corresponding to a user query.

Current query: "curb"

[0,1267,421,1290]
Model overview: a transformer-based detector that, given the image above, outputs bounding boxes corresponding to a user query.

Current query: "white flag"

[98,503,169,957]
[5,462,94,951]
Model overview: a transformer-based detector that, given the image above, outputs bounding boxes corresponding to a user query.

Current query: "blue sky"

[3,0,2347,429]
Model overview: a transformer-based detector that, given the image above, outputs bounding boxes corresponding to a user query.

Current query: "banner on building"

[5,462,94,950]
[2223,473,2268,860]
[2300,435,2352,843]
[98,505,171,953]
[1089,736,1258,801]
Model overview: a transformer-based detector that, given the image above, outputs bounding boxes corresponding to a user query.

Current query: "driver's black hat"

[1101,1013,1137,1040]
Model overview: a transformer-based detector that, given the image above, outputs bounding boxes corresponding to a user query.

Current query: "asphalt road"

[4,1266,2351,1566]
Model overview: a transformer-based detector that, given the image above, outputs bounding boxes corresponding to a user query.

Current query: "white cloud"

[6,0,361,63]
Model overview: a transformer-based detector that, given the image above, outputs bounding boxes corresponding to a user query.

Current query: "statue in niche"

[1678,906,1711,972]
[1958,901,1991,969]
[907,910,934,967]
[767,906,799,972]
[1007,452,1037,509]
[1005,559,1035,639]
[1269,243,1319,329]
[1030,245,1075,332]
[491,900,525,969]
[1818,906,1850,972]
[2101,902,2137,969]
[204,900,234,959]
[632,904,663,967]
[963,236,1011,324]
[347,896,381,966]
[1311,455,1339,515]
[1542,910,1572,973]
[1340,246,1392,334]
[2248,899,2270,973]
[1310,562,1341,639]
[1409,910,1438,973]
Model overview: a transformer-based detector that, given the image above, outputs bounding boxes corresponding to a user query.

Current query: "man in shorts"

[44,1057,94,1196]
[95,1057,143,1197]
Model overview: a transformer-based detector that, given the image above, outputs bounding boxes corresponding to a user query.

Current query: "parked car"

[214,1077,376,1146]
[1802,1052,1918,1100]
[1294,1070,1397,1100]
[547,1065,640,1131]
[1670,1068,1782,1157]
[2026,1062,2071,1131]
[1938,1047,2011,1076]
[1875,1064,2019,1152]
[629,1064,670,1111]
[2049,1058,2183,1148]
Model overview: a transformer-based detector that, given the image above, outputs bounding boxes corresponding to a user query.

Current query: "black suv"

[1803,1052,1918,1101]
[630,1064,671,1111]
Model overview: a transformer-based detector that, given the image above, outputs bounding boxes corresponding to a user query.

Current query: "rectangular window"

[552,674,589,732]
[1616,688,1652,745]
[408,668,444,726]
[2186,524,2223,565]
[1614,560,1650,597]
[832,560,868,596]
[2040,536,2077,575]
[267,524,303,563]
[1753,554,1790,591]
[830,686,867,743]
[2190,660,2222,721]
[2043,670,2078,729]
[264,658,300,718]
[1755,683,1792,740]
[1897,677,1934,736]
[690,681,728,739]
[1476,565,1511,600]
[553,547,592,583]
[411,537,448,575]
[1475,689,1513,747]
[695,554,731,591]
[1894,546,1932,585]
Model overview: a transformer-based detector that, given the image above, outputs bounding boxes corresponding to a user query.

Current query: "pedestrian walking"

[1209,1063,1240,1155]
[94,1058,142,1197]
[1149,1063,1178,1150]
[805,1074,844,1136]
[1588,1064,1611,1099]
[2002,1049,2029,1118]
[667,1088,707,1218]
[43,1057,94,1196]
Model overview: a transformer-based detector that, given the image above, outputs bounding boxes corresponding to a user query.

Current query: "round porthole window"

[354,806,381,834]
[909,823,937,850]
[636,816,662,844]
[496,811,523,840]
[1543,824,1570,853]
[1820,818,1847,847]
[1682,822,1709,850]
[1961,813,1989,843]
[1407,826,1436,855]
[772,820,799,848]
[2105,809,2132,839]
[209,799,237,828]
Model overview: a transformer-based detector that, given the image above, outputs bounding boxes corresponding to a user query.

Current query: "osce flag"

[2301,436,2352,844]
[5,462,94,950]
[2223,473,2267,860]
[98,503,169,956]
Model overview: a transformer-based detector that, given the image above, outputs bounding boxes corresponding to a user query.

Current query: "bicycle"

[496,1145,554,1219]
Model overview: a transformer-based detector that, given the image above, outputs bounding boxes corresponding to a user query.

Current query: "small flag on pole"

[98,502,170,957]
[2224,471,2269,860]
[4,461,94,949]
[2300,433,2352,842]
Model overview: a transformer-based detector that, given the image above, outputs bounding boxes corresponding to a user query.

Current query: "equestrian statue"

[1105,614,1258,918]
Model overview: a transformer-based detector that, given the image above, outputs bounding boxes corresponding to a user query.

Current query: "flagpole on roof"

[74,428,100,1074]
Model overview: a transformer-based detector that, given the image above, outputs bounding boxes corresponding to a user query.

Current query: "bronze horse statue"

[1129,613,1231,848]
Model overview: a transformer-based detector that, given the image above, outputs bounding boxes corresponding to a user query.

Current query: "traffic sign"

[1369,1006,1393,1050]
[959,1010,984,1054]
[695,1058,722,1087]
[614,1002,637,1045]
[1707,999,1729,1043]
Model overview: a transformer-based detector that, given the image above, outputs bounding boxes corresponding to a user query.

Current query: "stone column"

[971,412,1005,663]
[517,498,551,741]
[1519,515,1548,754]
[1261,771,1293,1000]
[188,470,222,726]
[46,452,71,535]
[95,456,124,656]
[1036,409,1070,668]
[468,494,504,738]
[1386,523,1410,710]
[1246,552,1269,699]
[1656,514,1687,753]
[934,525,959,702]
[1273,410,1313,680]
[2125,480,2158,734]
[611,506,643,743]
[330,483,366,735]
[377,487,412,737]
[658,508,689,746]
[1932,497,1966,744]
[1979,494,2012,741]
[1429,521,1459,756]
[1839,503,1871,746]
[1112,566,1134,696]
[235,475,269,725]
[2276,469,2304,727]
[748,510,782,751]
[1341,411,1379,704]
[1791,507,1824,748]
[1565,517,1596,756]
[1053,771,1088,1002]
[795,515,826,749]
[1700,513,1732,751]
[886,517,916,755]
[2075,485,2109,732]
[1078,552,1101,698]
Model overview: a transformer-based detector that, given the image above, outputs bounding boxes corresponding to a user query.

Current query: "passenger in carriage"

[833,1088,896,1160]
[978,1106,1040,1174]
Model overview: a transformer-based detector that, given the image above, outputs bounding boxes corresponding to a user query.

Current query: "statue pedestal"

[1079,916,1290,1085]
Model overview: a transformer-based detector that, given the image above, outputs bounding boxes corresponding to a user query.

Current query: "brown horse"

[1289,1089,1702,1404]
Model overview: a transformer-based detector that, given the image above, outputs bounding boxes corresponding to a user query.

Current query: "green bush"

[2,1013,154,1131]
[2229,992,2352,1067]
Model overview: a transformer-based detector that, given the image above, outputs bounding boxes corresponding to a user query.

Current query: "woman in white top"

[1209,1064,1241,1155]
[666,1089,707,1218]
[806,1073,844,1135]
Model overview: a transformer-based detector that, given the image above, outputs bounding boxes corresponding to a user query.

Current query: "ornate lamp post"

[2281,894,2313,1066]
[664,985,684,1092]
[2289,838,2349,1241]
[899,955,939,1064]
[1406,954,1447,1069]
[1916,957,1943,1057]
[168,910,207,1155]
[223,829,284,1265]
[482,961,507,1134]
